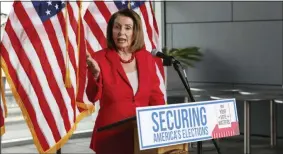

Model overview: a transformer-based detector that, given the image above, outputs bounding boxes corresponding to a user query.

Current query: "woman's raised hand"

[86,52,100,79]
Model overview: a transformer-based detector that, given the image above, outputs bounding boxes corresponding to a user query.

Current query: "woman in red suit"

[86,8,165,154]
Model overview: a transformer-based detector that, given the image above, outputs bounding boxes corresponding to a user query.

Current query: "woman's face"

[112,15,134,52]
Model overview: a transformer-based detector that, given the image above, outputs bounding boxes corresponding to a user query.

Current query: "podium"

[97,116,189,154]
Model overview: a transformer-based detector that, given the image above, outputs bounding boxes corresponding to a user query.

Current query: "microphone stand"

[168,58,221,154]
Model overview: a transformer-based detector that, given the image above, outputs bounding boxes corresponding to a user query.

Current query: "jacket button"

[132,98,135,103]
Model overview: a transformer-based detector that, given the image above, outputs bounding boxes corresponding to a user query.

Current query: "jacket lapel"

[105,49,131,87]
[105,49,148,97]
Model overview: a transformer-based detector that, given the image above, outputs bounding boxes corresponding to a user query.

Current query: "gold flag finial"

[128,0,131,9]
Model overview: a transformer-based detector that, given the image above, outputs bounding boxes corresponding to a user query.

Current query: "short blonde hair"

[107,8,144,52]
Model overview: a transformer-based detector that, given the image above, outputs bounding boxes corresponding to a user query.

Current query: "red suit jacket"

[86,48,165,154]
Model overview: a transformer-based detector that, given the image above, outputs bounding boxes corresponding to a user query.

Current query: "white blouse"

[126,70,139,95]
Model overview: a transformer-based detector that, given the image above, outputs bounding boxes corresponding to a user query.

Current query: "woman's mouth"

[117,38,127,43]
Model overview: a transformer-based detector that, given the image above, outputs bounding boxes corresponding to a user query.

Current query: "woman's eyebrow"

[114,22,121,26]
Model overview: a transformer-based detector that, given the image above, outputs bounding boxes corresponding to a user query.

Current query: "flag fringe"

[46,107,94,154]
[77,102,95,112]
[0,125,5,136]
[1,58,44,152]
[1,57,95,153]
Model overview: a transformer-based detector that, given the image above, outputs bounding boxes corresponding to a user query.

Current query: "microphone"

[151,49,181,66]
[151,49,174,61]
[151,49,189,89]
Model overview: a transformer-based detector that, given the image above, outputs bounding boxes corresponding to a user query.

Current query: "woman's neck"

[117,49,132,57]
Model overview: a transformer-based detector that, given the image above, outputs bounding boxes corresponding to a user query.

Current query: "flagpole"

[75,0,83,124]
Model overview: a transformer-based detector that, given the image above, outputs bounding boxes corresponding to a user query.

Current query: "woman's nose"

[119,28,125,35]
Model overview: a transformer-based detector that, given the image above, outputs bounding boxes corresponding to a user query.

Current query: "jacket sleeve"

[86,55,103,103]
[149,56,166,106]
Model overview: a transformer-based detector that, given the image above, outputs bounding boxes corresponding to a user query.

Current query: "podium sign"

[136,99,239,150]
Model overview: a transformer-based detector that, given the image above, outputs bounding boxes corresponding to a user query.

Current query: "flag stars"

[55,4,59,10]
[47,1,52,6]
[121,1,126,5]
[131,2,135,6]
[46,9,51,15]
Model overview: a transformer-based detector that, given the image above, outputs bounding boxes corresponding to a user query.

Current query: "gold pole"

[64,2,71,88]
[74,0,83,123]
[76,0,82,93]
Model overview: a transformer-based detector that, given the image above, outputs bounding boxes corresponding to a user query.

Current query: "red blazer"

[86,48,165,153]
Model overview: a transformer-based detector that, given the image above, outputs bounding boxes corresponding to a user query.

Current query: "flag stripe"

[44,18,66,85]
[55,12,77,78]
[67,3,79,51]
[145,2,159,47]
[76,21,87,103]
[66,3,87,113]
[84,10,107,49]
[66,6,79,76]
[104,2,119,14]
[49,4,77,126]
[149,2,159,35]
[139,4,156,49]
[82,77,92,104]
[69,3,80,67]
[43,19,73,131]
[55,12,78,96]
[68,2,79,26]
[88,2,107,38]
[1,1,95,152]
[2,33,53,149]
[66,87,76,118]
[50,14,79,122]
[22,2,75,128]
[155,63,167,102]
[94,1,112,23]
[136,8,152,51]
[86,39,96,53]
[84,21,102,52]
[17,3,70,136]
[25,2,77,128]
[5,18,62,142]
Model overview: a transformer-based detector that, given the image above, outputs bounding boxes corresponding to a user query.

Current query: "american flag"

[84,1,166,101]
[0,1,94,153]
